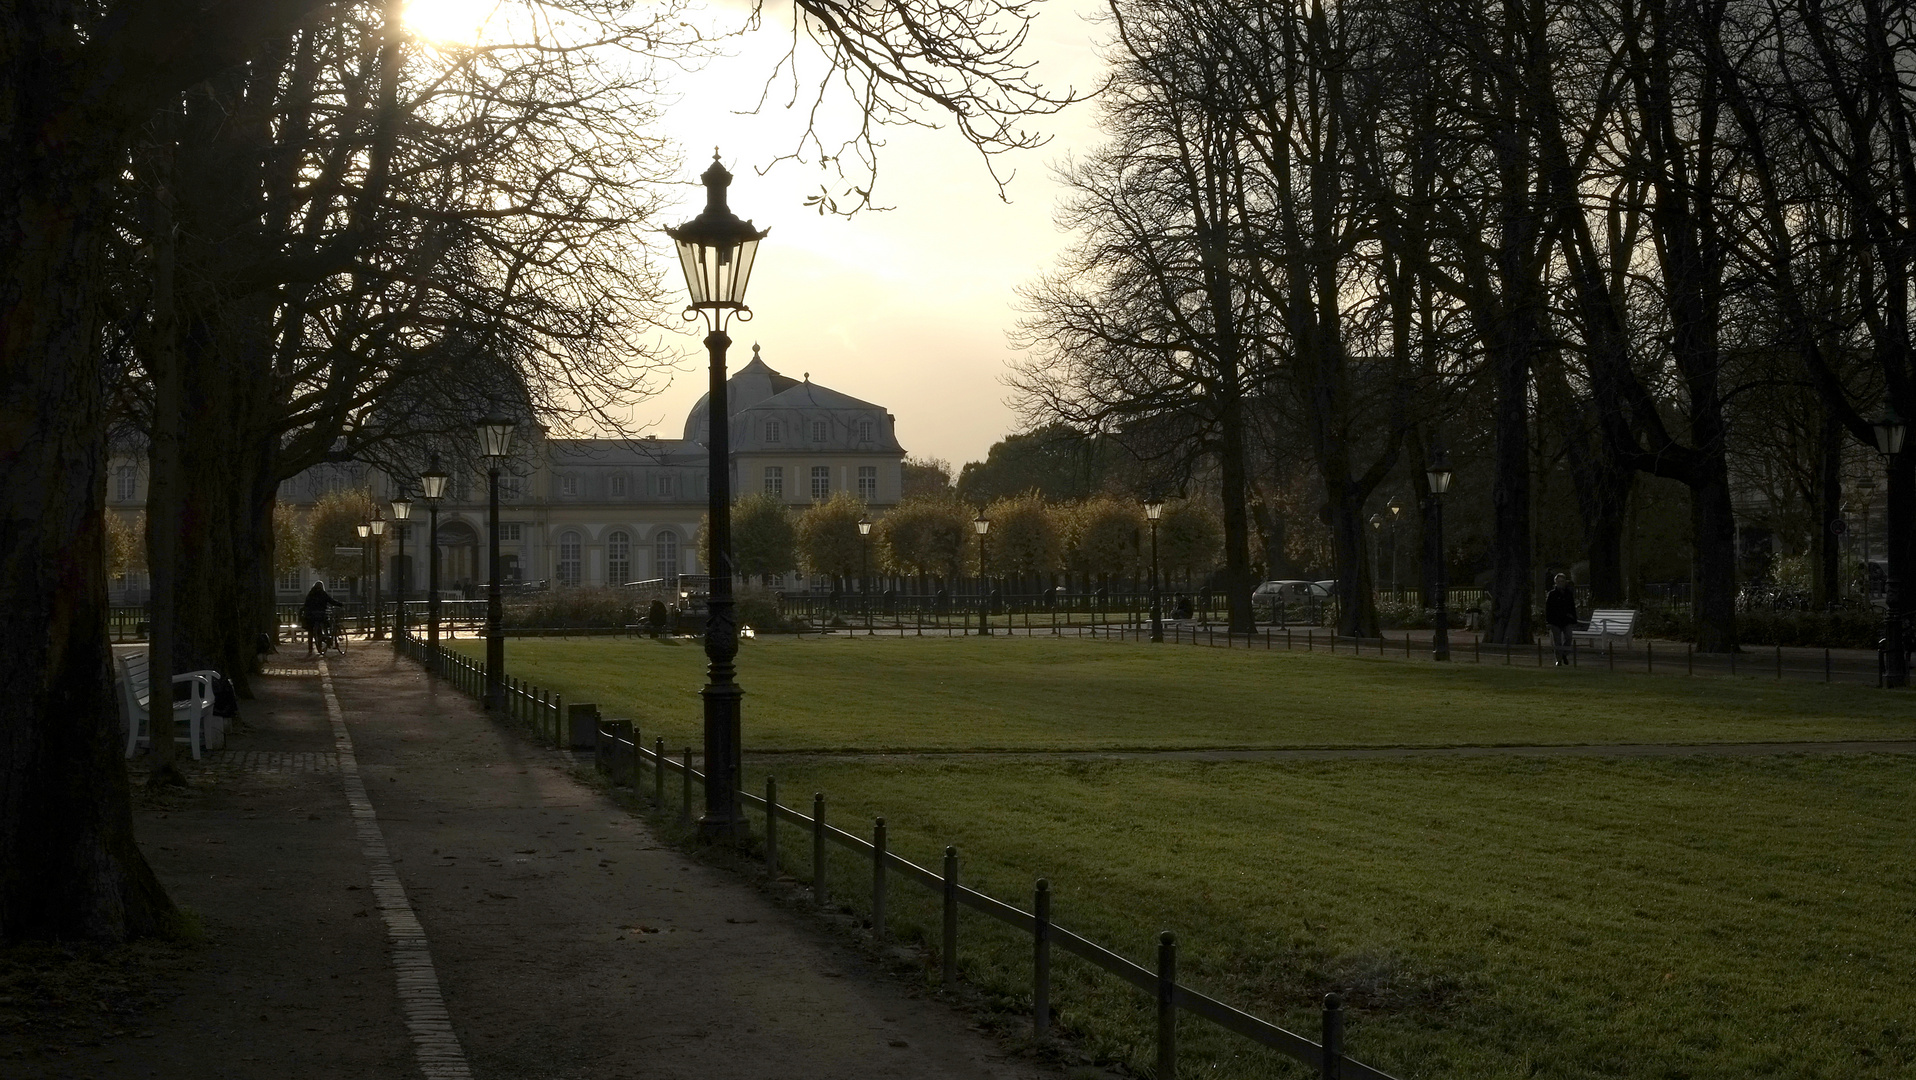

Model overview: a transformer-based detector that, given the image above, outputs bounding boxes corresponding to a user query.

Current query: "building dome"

[682,345,799,443]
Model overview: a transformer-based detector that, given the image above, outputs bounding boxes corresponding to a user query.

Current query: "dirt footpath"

[6,648,1055,1080]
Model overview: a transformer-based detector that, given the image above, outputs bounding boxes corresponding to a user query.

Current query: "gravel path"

[8,649,1055,1080]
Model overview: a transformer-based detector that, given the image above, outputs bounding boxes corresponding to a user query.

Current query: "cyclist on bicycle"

[302,581,343,656]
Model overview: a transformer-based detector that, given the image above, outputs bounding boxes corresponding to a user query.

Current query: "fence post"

[1647,641,1653,673]
[653,737,666,806]
[1825,647,1832,683]
[812,793,828,907]
[1776,643,1782,679]
[680,746,693,825]
[1687,642,1694,675]
[764,776,779,875]
[1321,992,1344,1079]
[871,817,888,942]
[553,693,564,748]
[630,724,641,786]
[942,847,959,986]
[1033,879,1051,1038]
[1731,648,1738,677]
[1156,931,1178,1080]
[1607,640,1614,672]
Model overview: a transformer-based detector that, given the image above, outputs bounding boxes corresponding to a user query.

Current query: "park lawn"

[750,754,1916,1080]
[453,635,1916,753]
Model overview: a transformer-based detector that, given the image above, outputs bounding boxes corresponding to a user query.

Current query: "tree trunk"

[0,122,177,941]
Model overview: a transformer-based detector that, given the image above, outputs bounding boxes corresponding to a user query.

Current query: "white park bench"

[118,652,223,760]
[1570,609,1638,649]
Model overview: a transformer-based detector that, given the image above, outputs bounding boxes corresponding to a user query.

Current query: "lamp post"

[973,512,991,636]
[668,150,768,841]
[477,417,516,710]
[421,464,448,654]
[1145,499,1164,642]
[390,494,412,652]
[1426,452,1453,661]
[1387,496,1403,599]
[1872,409,1907,687]
[369,510,386,640]
[857,516,873,635]
[1368,513,1383,596]
[355,522,371,632]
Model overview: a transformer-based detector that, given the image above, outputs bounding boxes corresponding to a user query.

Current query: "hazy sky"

[409,0,1112,470]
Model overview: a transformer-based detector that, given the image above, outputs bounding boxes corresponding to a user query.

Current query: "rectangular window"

[764,466,783,497]
[656,474,675,497]
[858,466,878,501]
[499,523,523,543]
[114,465,138,501]
[607,531,631,583]
[811,466,831,500]
[858,419,874,443]
[765,421,781,443]
[501,474,522,499]
[811,420,827,442]
[610,474,627,497]
[560,475,578,497]
[454,475,472,501]
[277,569,303,592]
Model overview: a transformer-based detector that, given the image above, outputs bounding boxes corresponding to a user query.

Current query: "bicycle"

[305,610,345,656]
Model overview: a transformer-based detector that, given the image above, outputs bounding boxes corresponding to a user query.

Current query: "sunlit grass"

[747,754,1916,1080]
[449,635,1916,1077]
[454,635,1916,754]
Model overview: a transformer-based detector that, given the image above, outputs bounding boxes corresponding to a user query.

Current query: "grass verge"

[453,635,1916,753]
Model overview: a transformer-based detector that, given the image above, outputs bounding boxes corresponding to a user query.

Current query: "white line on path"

[319,660,475,1080]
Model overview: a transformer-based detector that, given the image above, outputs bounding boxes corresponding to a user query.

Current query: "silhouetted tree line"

[1013,0,1915,654]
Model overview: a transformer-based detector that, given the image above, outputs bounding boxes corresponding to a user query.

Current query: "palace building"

[106,348,905,602]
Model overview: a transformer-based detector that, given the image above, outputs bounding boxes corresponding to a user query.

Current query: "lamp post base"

[698,679,746,842]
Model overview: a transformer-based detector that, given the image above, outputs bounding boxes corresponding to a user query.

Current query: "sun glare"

[404,0,496,44]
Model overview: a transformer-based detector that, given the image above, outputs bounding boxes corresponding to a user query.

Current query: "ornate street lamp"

[390,493,412,652]
[477,417,516,710]
[368,511,386,641]
[667,150,768,841]
[1368,513,1383,594]
[1872,409,1908,687]
[857,516,874,636]
[973,512,992,636]
[1426,452,1454,661]
[1144,499,1164,642]
[355,521,371,628]
[420,464,449,655]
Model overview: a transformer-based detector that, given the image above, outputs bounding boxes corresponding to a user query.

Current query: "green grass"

[758,754,1916,1080]
[453,635,1916,1078]
[456,635,1916,753]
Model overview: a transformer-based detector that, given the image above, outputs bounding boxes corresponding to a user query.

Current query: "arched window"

[607,530,631,584]
[655,531,679,583]
[558,530,582,586]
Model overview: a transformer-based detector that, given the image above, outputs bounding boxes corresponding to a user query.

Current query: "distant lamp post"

[1368,513,1383,594]
[667,149,768,841]
[857,516,874,636]
[973,512,992,636]
[1426,452,1454,661]
[390,494,412,652]
[1872,409,1907,688]
[477,416,516,710]
[355,521,371,626]
[420,464,449,654]
[1144,499,1164,643]
[368,511,386,641]
[1387,496,1404,599]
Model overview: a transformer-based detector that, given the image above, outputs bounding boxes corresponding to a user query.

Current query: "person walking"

[1545,573,1579,666]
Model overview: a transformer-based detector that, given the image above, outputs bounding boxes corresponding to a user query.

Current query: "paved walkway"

[12,649,1053,1080]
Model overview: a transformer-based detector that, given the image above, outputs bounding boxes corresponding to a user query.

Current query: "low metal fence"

[396,631,566,747]
[586,722,1404,1080]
